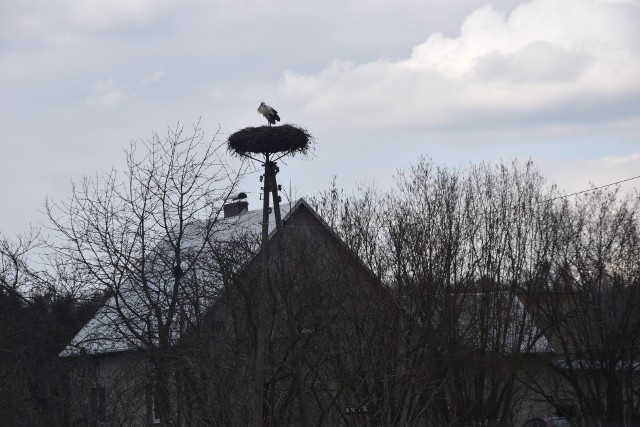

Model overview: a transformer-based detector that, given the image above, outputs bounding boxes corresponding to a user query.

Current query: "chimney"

[223,192,248,218]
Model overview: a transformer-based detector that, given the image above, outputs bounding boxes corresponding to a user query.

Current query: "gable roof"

[60,199,318,357]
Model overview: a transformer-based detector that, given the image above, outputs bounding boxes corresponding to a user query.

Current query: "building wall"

[67,352,154,427]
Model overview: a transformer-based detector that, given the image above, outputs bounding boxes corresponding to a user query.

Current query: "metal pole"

[269,161,282,230]
[261,155,272,249]
[255,153,271,427]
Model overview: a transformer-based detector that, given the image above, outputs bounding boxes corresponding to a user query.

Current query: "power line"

[542,174,640,204]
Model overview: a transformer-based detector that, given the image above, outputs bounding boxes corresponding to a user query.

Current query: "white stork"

[257,102,280,126]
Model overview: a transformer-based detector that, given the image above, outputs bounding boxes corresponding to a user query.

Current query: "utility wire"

[541,174,640,204]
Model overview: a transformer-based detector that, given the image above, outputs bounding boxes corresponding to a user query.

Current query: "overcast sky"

[2,0,639,237]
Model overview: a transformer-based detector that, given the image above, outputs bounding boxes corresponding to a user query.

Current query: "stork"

[257,102,280,126]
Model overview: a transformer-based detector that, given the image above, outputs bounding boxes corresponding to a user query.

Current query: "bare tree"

[0,229,43,300]
[313,158,563,426]
[46,122,247,425]
[0,230,40,424]
[1,229,108,425]
[528,188,640,426]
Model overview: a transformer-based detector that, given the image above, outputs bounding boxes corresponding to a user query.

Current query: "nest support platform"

[227,124,313,158]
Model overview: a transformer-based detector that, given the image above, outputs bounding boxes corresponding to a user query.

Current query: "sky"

[2,0,639,237]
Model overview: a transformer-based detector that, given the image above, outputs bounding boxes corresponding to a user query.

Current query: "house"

[416,289,555,426]
[60,198,388,426]
[518,290,640,426]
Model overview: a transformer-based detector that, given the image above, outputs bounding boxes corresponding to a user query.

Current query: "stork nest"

[227,124,314,157]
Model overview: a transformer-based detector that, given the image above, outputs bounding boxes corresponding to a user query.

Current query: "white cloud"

[142,70,166,84]
[599,151,640,167]
[281,0,640,132]
[86,78,127,107]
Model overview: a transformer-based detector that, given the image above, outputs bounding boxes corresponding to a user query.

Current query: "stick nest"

[227,124,314,157]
